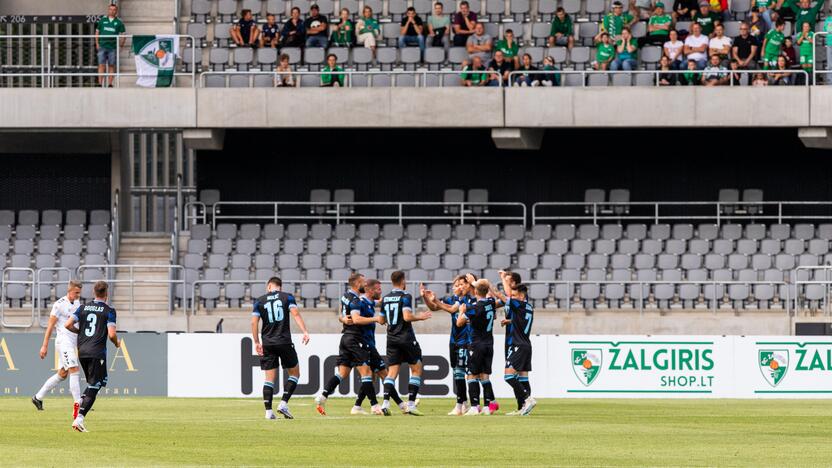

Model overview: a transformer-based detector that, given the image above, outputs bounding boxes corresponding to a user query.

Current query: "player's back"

[445,294,474,346]
[506,298,534,347]
[382,289,415,343]
[254,291,296,345]
[339,291,364,336]
[359,296,377,346]
[75,301,117,358]
[467,298,496,346]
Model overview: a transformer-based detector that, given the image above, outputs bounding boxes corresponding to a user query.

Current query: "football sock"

[282,376,298,403]
[69,372,81,402]
[505,374,525,409]
[35,373,65,400]
[361,377,378,406]
[519,376,530,397]
[407,376,421,406]
[481,379,495,406]
[467,379,480,408]
[383,377,402,405]
[354,385,366,407]
[263,381,274,410]
[79,386,99,417]
[322,374,341,398]
[454,368,467,404]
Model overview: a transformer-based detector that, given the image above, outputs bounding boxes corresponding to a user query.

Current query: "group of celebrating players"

[31,269,535,431]
[252,268,537,419]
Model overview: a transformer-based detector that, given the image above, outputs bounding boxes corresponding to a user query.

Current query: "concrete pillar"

[183,129,225,150]
[491,128,544,150]
[799,127,832,148]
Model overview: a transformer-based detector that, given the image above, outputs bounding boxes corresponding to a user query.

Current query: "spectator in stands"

[732,22,758,70]
[797,20,817,79]
[261,14,280,48]
[684,23,709,68]
[664,29,686,69]
[428,2,451,47]
[691,2,720,36]
[282,7,305,47]
[330,8,355,47]
[496,29,520,68]
[708,24,732,67]
[513,53,541,86]
[681,59,701,84]
[672,0,699,21]
[749,8,768,41]
[761,19,785,69]
[781,37,797,68]
[548,7,575,49]
[769,54,793,84]
[95,3,126,87]
[305,5,330,48]
[611,27,639,70]
[709,0,729,21]
[728,59,743,83]
[593,32,616,70]
[399,7,426,54]
[466,23,493,62]
[231,9,260,48]
[356,6,381,54]
[823,14,832,84]
[486,50,514,86]
[752,72,769,85]
[658,55,679,84]
[276,54,295,87]
[599,1,637,40]
[787,0,825,32]
[461,56,488,86]
[321,54,344,87]
[702,53,730,84]
[540,55,560,85]
[453,1,479,47]
[642,2,672,46]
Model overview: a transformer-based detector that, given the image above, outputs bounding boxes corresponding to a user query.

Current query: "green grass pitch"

[3,397,832,466]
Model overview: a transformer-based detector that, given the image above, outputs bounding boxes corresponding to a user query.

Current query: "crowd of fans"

[94,0,832,86]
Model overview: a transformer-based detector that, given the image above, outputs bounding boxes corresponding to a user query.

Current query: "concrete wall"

[3,87,830,130]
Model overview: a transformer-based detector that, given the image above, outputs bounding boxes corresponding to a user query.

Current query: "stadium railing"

[507,69,811,87]
[0,34,196,87]
[532,201,832,225]
[34,267,73,328]
[199,69,504,88]
[813,32,830,85]
[0,267,35,328]
[77,264,185,315]
[795,265,832,315]
[184,201,528,229]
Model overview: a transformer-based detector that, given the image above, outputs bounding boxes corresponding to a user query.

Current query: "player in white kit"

[32,280,83,418]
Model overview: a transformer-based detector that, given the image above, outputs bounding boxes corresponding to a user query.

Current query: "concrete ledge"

[810,86,832,126]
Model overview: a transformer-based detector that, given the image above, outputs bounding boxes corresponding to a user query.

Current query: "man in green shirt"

[461,56,488,86]
[95,4,126,87]
[593,32,616,70]
[599,1,636,40]
[321,54,345,87]
[796,21,815,79]
[495,29,520,68]
[548,7,574,48]
[691,2,719,36]
[787,0,825,32]
[761,18,785,68]
[357,6,380,54]
[642,2,672,45]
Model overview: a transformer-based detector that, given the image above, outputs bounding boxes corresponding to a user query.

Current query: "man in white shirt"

[32,281,83,419]
[684,23,710,69]
[708,23,733,67]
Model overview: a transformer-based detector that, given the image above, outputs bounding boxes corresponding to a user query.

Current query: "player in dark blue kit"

[421,274,476,415]
[499,272,536,416]
[350,279,393,415]
[251,277,310,420]
[457,278,504,416]
[315,273,382,416]
[63,281,119,433]
[379,271,432,416]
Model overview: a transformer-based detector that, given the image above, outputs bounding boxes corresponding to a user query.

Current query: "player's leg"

[317,336,357,415]
[518,371,536,415]
[504,367,525,415]
[68,367,82,418]
[33,367,68,409]
[356,364,381,412]
[449,344,467,415]
[262,368,278,419]
[480,373,495,414]
[464,375,480,415]
[406,360,423,416]
[381,363,401,414]
[74,359,107,432]
[275,345,299,419]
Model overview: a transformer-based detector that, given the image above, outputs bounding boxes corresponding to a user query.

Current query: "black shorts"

[368,346,387,372]
[80,356,108,388]
[387,340,422,366]
[505,344,532,372]
[468,343,493,376]
[449,343,469,371]
[260,343,299,370]
[336,334,370,368]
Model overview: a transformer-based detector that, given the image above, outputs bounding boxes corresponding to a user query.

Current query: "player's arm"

[251,302,263,355]
[349,310,381,325]
[39,303,61,359]
[455,303,469,327]
[403,295,432,322]
[107,310,120,348]
[287,296,310,344]
[65,306,82,333]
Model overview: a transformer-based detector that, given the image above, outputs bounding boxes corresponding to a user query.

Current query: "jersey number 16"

[264,300,284,323]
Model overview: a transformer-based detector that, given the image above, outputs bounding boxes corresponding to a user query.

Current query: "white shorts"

[56,339,79,370]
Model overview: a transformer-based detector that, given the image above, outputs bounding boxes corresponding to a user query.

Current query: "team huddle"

[31,270,535,427]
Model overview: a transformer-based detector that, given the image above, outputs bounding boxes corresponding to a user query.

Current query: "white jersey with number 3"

[51,296,81,346]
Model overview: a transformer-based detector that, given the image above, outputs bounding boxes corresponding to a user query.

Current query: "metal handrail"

[110,188,120,266]
[209,201,527,229]
[199,69,503,88]
[507,69,811,87]
[184,201,208,227]
[0,267,36,328]
[794,264,832,316]
[532,201,832,225]
[812,31,830,85]
[77,264,185,315]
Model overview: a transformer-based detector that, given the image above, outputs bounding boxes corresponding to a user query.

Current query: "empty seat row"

[0,210,110,227]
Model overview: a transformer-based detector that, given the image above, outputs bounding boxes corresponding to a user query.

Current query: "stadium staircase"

[112,233,173,315]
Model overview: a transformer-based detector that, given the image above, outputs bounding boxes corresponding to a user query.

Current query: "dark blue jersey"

[505,298,534,347]
[340,290,364,337]
[262,22,280,39]
[359,296,377,347]
[443,294,475,346]
[381,289,415,344]
[252,291,298,346]
[73,300,117,359]
[465,298,496,347]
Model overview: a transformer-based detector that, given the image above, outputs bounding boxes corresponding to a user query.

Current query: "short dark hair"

[509,271,522,285]
[460,1,470,6]
[515,284,528,296]
[93,281,108,298]
[310,4,319,9]
[505,28,514,34]
[279,53,289,61]
[291,6,300,13]
[266,13,275,18]
[268,277,282,287]
[391,270,406,286]
[348,272,364,288]
[435,1,443,6]
[241,8,252,16]
[407,6,416,12]
[556,6,565,12]
[775,18,785,27]
[327,53,337,60]
[366,278,380,289]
